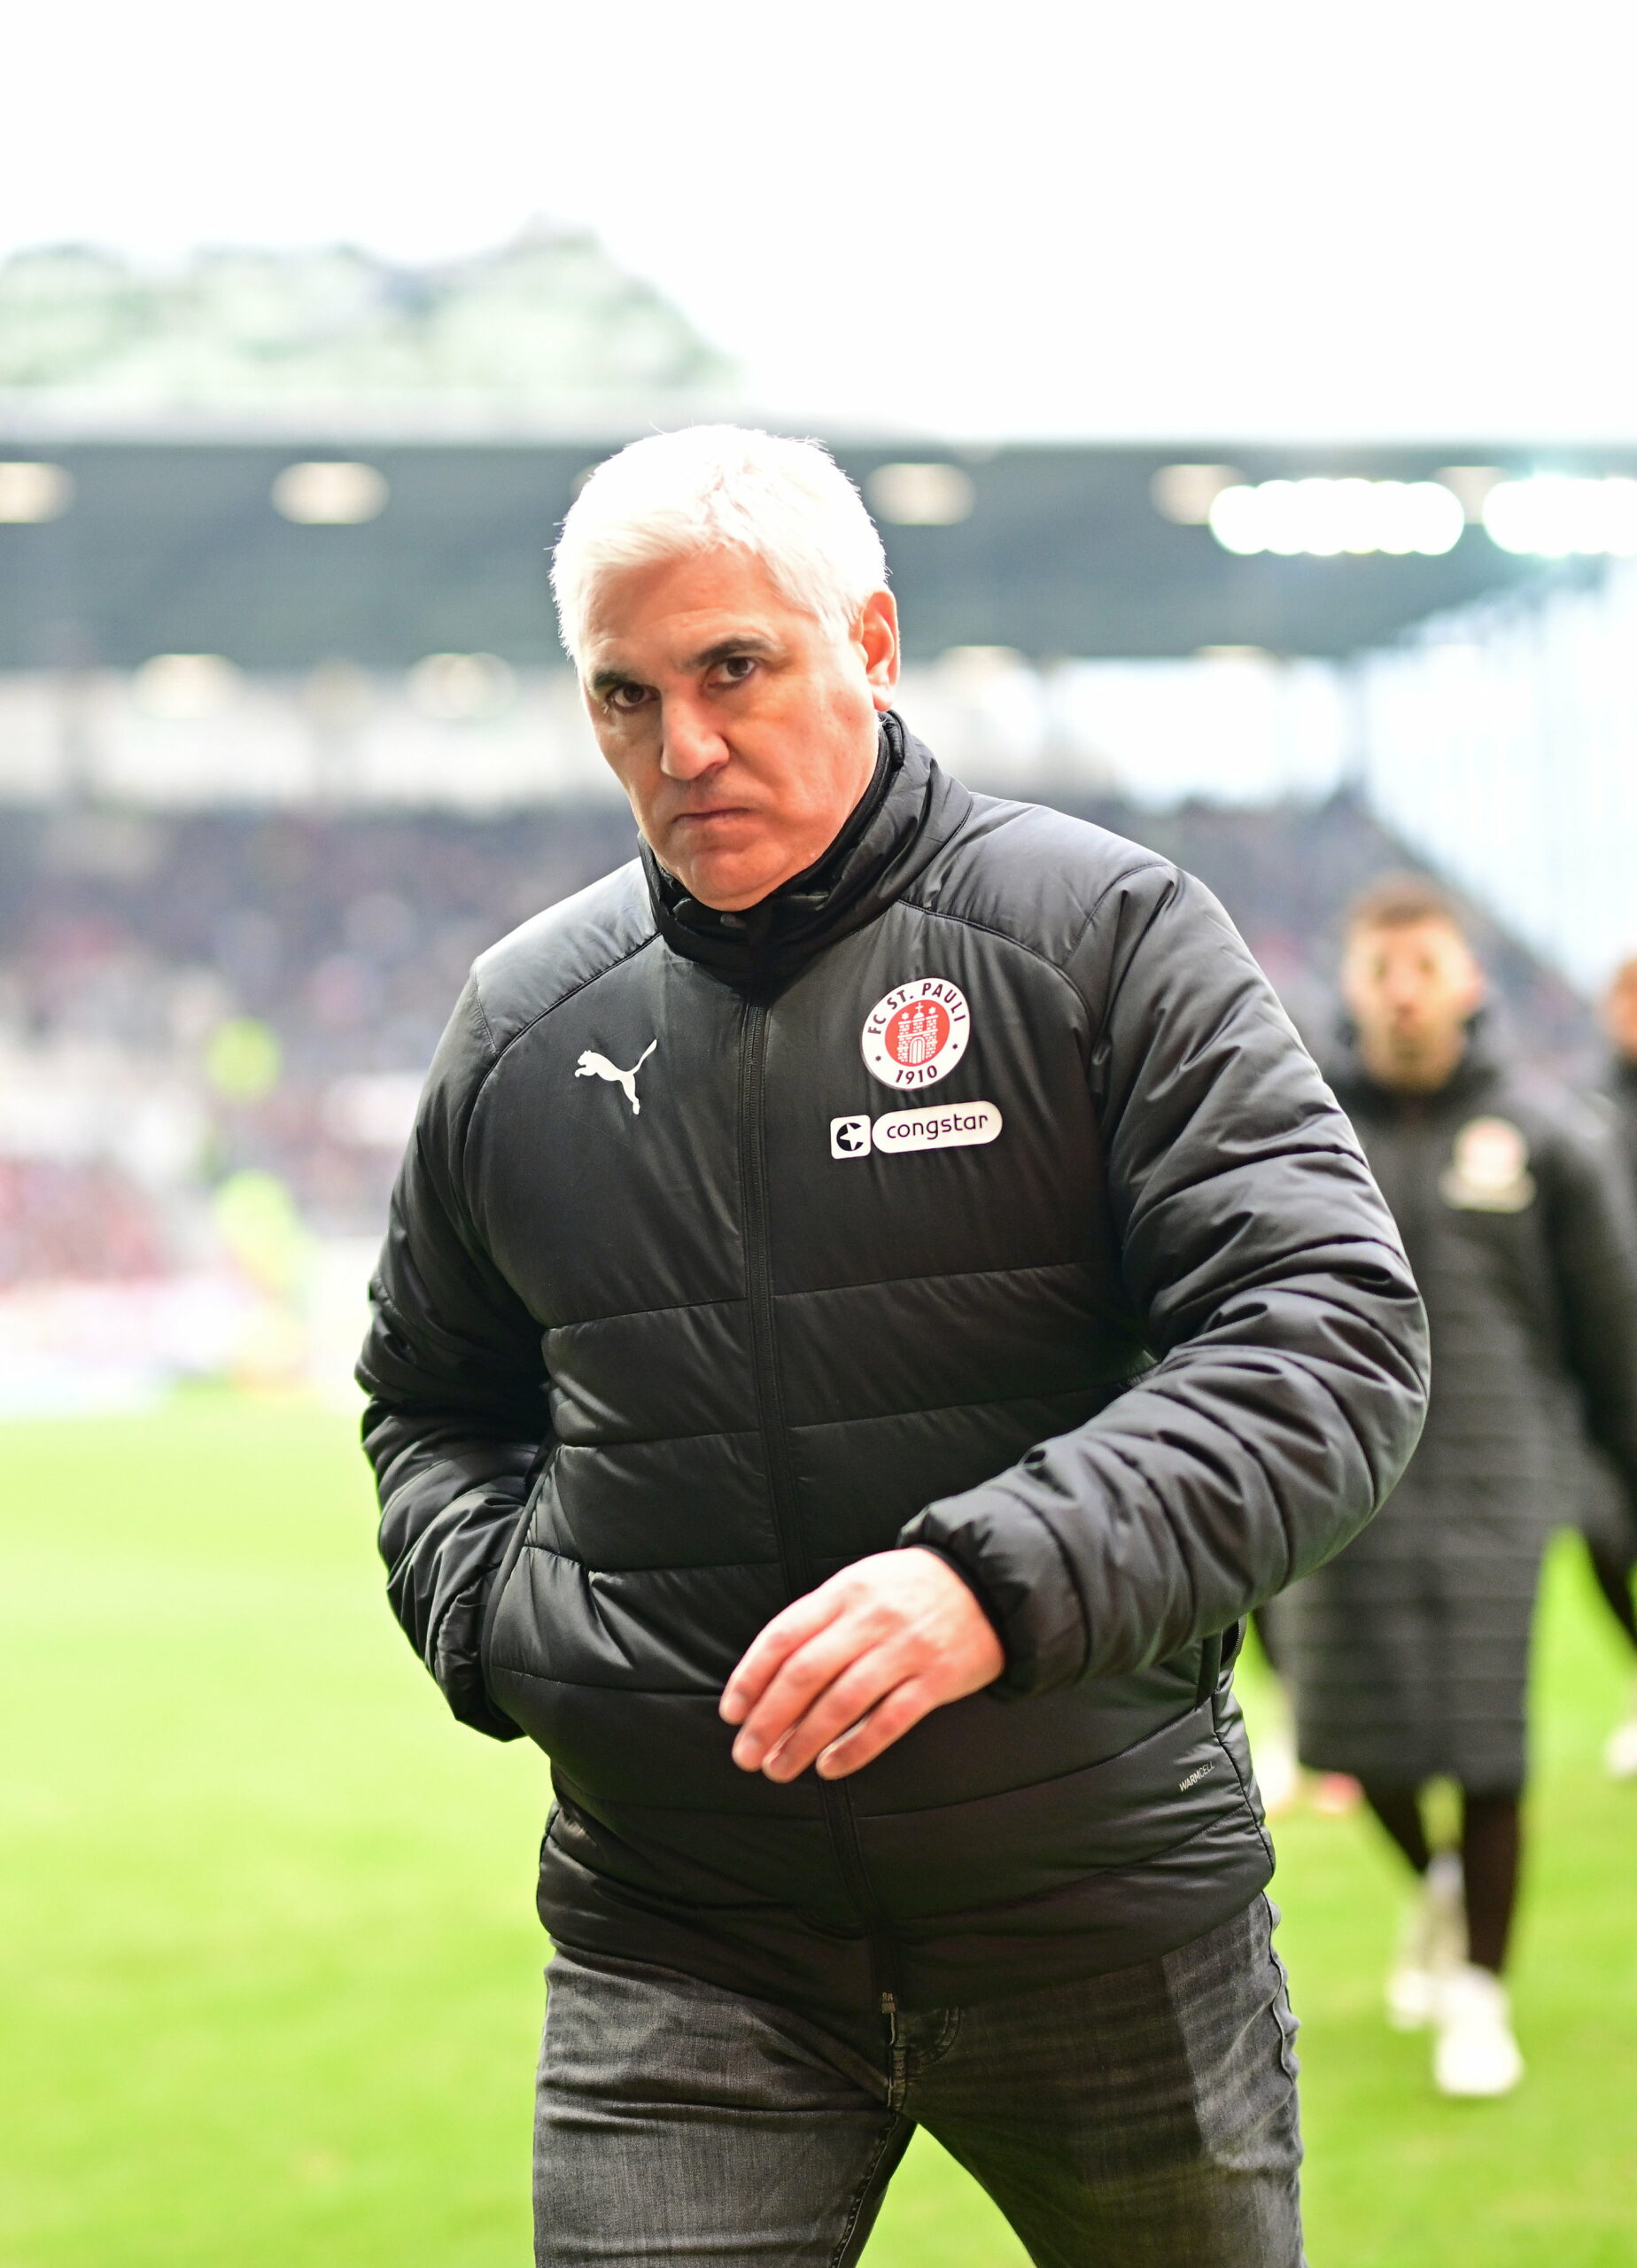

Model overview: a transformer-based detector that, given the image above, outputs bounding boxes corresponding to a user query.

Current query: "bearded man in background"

[1284,875,1637,2098]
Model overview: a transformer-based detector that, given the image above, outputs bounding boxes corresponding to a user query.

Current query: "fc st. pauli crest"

[861,979,970,1091]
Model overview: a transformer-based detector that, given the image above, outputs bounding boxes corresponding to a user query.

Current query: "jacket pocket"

[478,1464,550,1701]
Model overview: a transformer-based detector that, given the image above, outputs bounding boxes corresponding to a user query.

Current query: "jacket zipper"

[735,993,903,2010]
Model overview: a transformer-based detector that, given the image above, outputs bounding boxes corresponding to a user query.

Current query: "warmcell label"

[833,1100,1002,1156]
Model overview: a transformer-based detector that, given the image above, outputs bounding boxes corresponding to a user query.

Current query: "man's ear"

[857,590,901,711]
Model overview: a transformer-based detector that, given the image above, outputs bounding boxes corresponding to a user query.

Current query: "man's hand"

[719,1548,1005,1782]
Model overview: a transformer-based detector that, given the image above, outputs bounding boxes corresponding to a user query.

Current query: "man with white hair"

[360,427,1428,2264]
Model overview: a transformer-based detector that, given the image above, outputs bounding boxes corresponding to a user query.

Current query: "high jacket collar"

[640,712,971,993]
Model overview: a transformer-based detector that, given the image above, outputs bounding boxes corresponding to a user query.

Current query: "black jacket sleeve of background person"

[1540,1099,1637,1524]
[358,982,547,1740]
[903,866,1431,1695]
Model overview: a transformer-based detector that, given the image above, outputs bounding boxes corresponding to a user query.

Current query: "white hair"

[551,425,888,670]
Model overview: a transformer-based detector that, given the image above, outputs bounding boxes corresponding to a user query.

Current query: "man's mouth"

[672,806,754,830]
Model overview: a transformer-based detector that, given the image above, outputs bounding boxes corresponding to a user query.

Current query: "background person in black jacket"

[359,426,1429,2266]
[1284,875,1637,2100]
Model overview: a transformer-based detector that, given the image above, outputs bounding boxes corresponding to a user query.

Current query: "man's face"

[578,548,899,912]
[1343,916,1485,1075]
[1604,963,1637,1060]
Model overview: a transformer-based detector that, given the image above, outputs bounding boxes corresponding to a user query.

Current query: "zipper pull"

[881,1990,899,2048]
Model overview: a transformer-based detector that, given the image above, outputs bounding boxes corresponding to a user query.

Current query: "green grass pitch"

[2,1396,1634,2265]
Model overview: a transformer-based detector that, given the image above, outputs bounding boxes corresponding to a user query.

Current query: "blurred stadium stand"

[0,792,1588,1266]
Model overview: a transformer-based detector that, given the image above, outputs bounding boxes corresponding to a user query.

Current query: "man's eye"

[713,656,757,686]
[606,684,650,712]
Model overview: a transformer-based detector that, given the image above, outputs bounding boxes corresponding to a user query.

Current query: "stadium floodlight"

[865,462,975,525]
[0,462,74,523]
[132,655,244,720]
[1482,474,1637,556]
[1151,464,1243,525]
[1607,480,1637,554]
[1206,478,1463,558]
[406,652,516,721]
[271,461,389,525]
[1206,485,1273,556]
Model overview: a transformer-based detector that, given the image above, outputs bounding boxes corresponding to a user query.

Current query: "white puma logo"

[575,1040,657,1115]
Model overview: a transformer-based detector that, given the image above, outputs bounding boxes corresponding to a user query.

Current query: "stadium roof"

[0,431,1624,669]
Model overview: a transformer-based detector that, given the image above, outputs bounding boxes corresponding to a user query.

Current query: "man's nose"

[658,695,729,781]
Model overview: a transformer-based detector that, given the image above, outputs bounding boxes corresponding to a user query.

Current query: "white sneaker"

[1603,1680,1637,1779]
[1385,1852,1464,2031]
[1433,1964,1525,2096]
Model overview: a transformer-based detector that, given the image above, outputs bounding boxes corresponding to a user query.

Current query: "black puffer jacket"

[359,719,1428,2016]
[1600,1055,1637,1184]
[1571,1056,1637,1559]
[1287,1042,1637,1786]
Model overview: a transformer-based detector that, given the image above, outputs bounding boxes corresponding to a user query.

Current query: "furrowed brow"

[586,665,642,698]
[587,633,781,697]
[685,633,782,672]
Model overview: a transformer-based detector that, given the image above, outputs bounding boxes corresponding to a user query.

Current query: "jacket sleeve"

[901,864,1431,1695]
[356,980,550,1740]
[1539,1104,1637,1527]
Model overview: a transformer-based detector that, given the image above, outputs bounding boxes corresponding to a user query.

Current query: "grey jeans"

[533,1894,1304,2266]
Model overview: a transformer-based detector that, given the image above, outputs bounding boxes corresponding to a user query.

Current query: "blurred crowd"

[0,801,636,1285]
[0,784,1592,1300]
[0,1156,167,1283]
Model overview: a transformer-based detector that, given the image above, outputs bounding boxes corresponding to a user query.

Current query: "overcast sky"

[7,0,1635,440]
